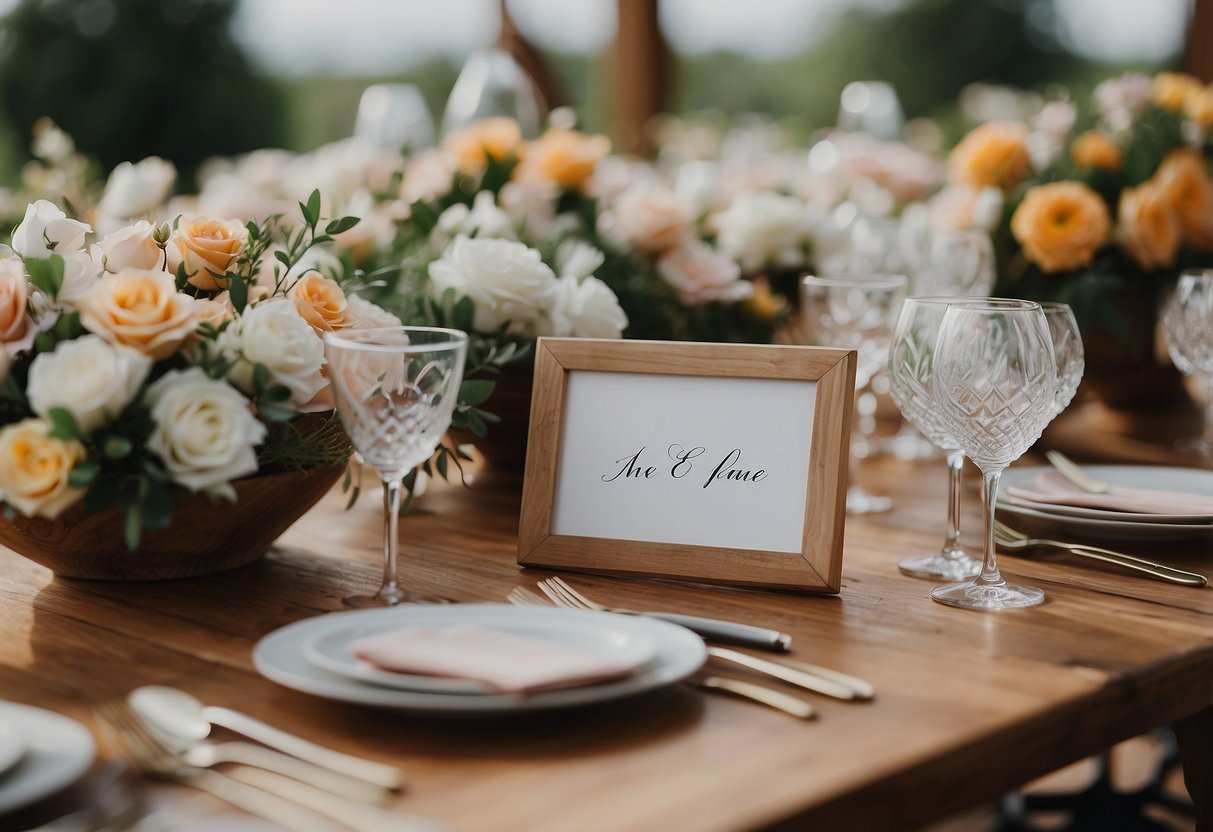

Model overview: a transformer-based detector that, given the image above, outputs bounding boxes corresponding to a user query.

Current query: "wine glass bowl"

[1162,270,1213,458]
[1040,302,1085,419]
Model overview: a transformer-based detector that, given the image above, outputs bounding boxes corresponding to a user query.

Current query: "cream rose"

[547,274,627,339]
[0,419,86,519]
[218,299,325,407]
[428,236,558,336]
[554,240,606,280]
[11,200,91,258]
[27,335,151,433]
[0,260,33,357]
[98,157,176,219]
[167,217,248,290]
[347,294,402,329]
[289,272,352,333]
[658,242,754,305]
[79,268,197,360]
[97,221,164,273]
[435,191,516,242]
[146,367,266,492]
[57,250,104,305]
[193,294,235,330]
[713,191,810,273]
[611,183,695,254]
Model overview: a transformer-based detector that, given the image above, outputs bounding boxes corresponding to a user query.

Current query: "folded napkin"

[1002,472,1213,516]
[351,626,637,694]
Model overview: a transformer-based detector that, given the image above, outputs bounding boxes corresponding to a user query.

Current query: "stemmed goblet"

[886,297,981,581]
[930,300,1057,610]
[1162,270,1213,458]
[324,326,468,607]
[801,272,908,514]
[1040,302,1085,419]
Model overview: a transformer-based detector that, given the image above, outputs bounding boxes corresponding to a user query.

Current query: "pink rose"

[657,243,753,305]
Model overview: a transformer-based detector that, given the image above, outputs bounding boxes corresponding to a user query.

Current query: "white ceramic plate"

[0,702,95,815]
[998,465,1213,542]
[0,718,26,780]
[303,615,658,695]
[254,604,706,714]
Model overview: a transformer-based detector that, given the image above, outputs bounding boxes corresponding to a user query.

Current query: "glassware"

[354,84,435,151]
[886,297,981,581]
[324,326,468,607]
[836,81,905,141]
[441,48,542,137]
[1040,302,1085,419]
[1163,269,1213,458]
[801,272,908,514]
[930,300,1057,610]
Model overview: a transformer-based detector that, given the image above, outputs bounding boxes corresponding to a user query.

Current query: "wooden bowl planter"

[0,465,344,581]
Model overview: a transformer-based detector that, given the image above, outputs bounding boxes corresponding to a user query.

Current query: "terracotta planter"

[451,361,534,471]
[0,465,345,580]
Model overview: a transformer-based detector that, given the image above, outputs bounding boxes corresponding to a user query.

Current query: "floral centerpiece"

[946,71,1213,406]
[0,190,409,578]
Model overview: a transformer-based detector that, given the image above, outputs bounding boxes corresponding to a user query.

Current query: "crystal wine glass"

[355,83,435,151]
[886,297,980,581]
[930,299,1056,610]
[1162,270,1213,458]
[441,48,542,137]
[1040,302,1085,419]
[801,272,908,514]
[324,326,468,607]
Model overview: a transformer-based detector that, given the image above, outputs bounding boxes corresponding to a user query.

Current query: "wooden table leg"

[1175,707,1213,832]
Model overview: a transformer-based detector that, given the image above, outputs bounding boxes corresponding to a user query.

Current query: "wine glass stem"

[976,468,1005,587]
[380,476,404,597]
[942,450,965,559]
[1204,376,1213,449]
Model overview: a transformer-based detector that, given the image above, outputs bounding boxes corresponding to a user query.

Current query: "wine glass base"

[847,485,893,515]
[931,581,1045,610]
[343,588,452,608]
[899,552,981,581]
[1175,436,1213,459]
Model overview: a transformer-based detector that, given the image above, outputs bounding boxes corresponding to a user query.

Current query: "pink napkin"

[1002,472,1213,516]
[350,626,637,694]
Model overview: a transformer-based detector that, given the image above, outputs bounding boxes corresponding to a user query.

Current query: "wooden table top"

[1,446,1211,831]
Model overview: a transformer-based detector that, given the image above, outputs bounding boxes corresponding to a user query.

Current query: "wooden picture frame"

[517,339,856,593]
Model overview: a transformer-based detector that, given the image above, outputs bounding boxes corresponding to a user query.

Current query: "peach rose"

[0,419,85,519]
[442,117,523,175]
[167,217,248,291]
[1184,85,1213,128]
[514,128,610,190]
[1070,131,1123,171]
[1117,181,1180,271]
[0,260,32,356]
[948,121,1031,189]
[612,183,695,254]
[289,272,352,333]
[193,293,235,331]
[1155,148,1213,249]
[657,242,753,305]
[1010,181,1111,273]
[1152,71,1203,113]
[79,268,197,360]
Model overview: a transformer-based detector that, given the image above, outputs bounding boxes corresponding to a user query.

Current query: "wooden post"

[613,0,671,154]
[1185,0,1213,83]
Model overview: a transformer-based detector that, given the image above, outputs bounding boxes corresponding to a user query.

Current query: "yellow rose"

[167,217,248,291]
[289,272,352,333]
[0,419,85,519]
[1117,181,1180,271]
[948,121,1031,189]
[514,128,611,190]
[1155,148,1213,249]
[442,117,523,175]
[1152,71,1203,112]
[1184,85,1213,128]
[80,268,197,360]
[1010,181,1111,273]
[1070,130,1123,171]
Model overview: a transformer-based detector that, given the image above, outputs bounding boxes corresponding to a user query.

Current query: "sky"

[230,0,1191,77]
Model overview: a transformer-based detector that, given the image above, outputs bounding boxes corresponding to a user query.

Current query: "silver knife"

[640,612,792,652]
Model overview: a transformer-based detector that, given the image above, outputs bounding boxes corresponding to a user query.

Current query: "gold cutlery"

[1045,451,1213,510]
[691,675,816,720]
[993,521,1207,587]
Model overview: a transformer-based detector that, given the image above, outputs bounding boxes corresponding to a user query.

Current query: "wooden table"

[1,448,1210,831]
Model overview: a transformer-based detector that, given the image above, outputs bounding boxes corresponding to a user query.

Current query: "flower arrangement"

[0,190,409,547]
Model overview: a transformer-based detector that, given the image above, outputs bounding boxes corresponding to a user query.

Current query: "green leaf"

[452,295,475,333]
[258,402,296,422]
[436,451,449,480]
[25,255,65,299]
[252,363,271,395]
[123,504,142,550]
[229,274,249,314]
[67,459,100,488]
[264,383,292,404]
[301,190,321,228]
[53,310,82,339]
[409,200,439,235]
[458,379,495,407]
[174,262,190,291]
[103,436,132,459]
[324,216,360,235]
[46,407,80,440]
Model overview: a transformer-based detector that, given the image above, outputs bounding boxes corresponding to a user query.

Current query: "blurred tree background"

[0,0,1189,185]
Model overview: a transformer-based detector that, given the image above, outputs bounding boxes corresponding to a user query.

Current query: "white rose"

[11,200,91,258]
[146,367,266,492]
[97,221,164,273]
[657,243,753,305]
[27,335,151,433]
[610,183,694,253]
[428,236,558,336]
[434,191,516,242]
[58,250,104,304]
[347,294,403,329]
[713,191,810,273]
[554,240,605,280]
[547,274,627,339]
[219,299,325,407]
[98,157,176,219]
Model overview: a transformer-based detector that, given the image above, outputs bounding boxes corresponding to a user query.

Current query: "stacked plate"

[997,465,1213,543]
[0,702,95,816]
[253,604,707,715]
